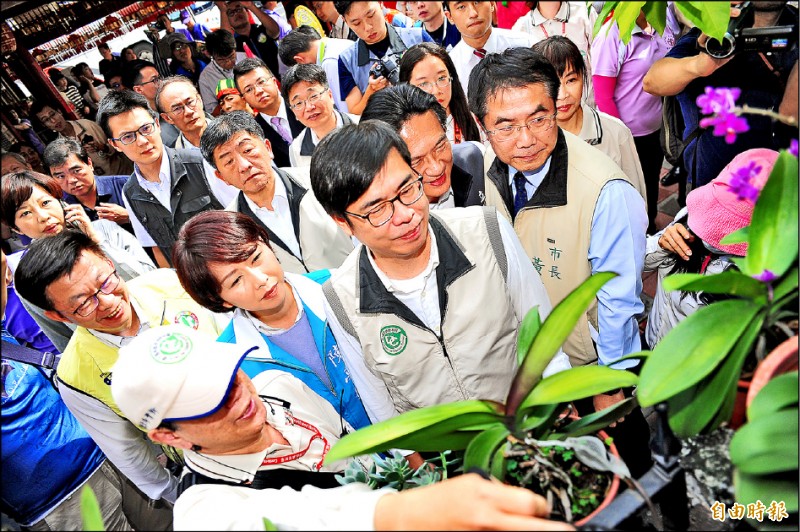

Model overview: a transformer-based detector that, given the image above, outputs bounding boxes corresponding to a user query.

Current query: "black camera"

[701,1,797,59]
[81,134,95,145]
[369,53,402,85]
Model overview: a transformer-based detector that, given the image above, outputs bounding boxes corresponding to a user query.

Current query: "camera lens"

[704,33,736,59]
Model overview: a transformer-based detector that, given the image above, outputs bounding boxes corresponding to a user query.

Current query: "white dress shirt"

[243,174,302,259]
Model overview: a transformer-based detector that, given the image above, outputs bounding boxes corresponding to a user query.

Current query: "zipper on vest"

[436,333,469,400]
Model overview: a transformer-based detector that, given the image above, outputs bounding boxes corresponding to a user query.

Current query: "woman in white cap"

[643,148,779,348]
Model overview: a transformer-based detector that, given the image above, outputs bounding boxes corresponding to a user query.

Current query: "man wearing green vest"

[14,230,230,510]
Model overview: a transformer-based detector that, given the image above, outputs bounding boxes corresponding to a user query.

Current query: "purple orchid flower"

[728,161,763,202]
[753,270,777,283]
[790,139,798,157]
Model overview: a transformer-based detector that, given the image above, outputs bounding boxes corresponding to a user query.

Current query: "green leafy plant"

[593,1,731,44]
[327,272,636,521]
[80,485,104,531]
[730,371,799,525]
[336,450,458,491]
[636,151,799,438]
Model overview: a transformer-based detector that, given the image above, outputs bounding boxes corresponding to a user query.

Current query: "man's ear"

[332,214,354,237]
[262,138,275,161]
[108,139,123,153]
[444,8,453,24]
[214,168,235,188]
[43,309,71,324]
[132,85,145,96]
[161,112,176,126]
[148,427,194,450]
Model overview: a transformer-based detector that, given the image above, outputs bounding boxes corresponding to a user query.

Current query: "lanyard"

[539,21,566,40]
[261,412,330,471]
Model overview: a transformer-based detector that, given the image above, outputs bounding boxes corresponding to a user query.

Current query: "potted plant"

[326,272,638,524]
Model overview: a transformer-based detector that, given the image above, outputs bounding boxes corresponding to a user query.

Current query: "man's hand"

[374,473,574,531]
[658,223,694,260]
[366,75,390,95]
[593,389,627,428]
[96,202,130,225]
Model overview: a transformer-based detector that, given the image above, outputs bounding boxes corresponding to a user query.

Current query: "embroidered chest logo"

[174,310,199,330]
[380,325,408,356]
[151,331,193,364]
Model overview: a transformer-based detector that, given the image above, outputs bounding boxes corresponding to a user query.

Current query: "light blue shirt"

[510,159,646,368]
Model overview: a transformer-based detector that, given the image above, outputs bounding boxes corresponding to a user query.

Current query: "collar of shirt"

[260,96,289,122]
[508,156,553,197]
[244,170,288,213]
[309,111,343,145]
[367,226,439,295]
[184,447,270,484]
[133,150,170,188]
[579,102,603,144]
[630,23,654,37]
[239,282,304,336]
[532,2,570,25]
[429,189,455,210]
[87,298,148,348]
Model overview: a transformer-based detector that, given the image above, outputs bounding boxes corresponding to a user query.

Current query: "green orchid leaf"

[641,1,668,37]
[555,397,638,438]
[637,300,760,406]
[734,470,799,514]
[516,306,541,365]
[730,408,798,475]
[744,151,799,278]
[719,226,749,246]
[704,376,738,435]
[506,272,616,415]
[612,1,647,44]
[326,401,503,462]
[392,430,488,454]
[81,485,105,531]
[464,425,511,473]
[662,270,767,301]
[262,517,278,531]
[519,366,638,410]
[611,350,651,364]
[490,443,508,481]
[674,1,730,41]
[665,312,762,437]
[592,1,619,38]
[747,371,799,422]
[772,266,799,306]
[516,403,564,440]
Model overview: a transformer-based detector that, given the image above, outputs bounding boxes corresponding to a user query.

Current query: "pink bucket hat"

[686,148,779,256]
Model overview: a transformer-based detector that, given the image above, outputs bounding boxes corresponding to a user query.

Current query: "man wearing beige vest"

[469,48,651,476]
[309,121,569,424]
[200,111,354,274]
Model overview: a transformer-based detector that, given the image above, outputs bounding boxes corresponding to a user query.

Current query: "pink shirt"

[591,22,671,137]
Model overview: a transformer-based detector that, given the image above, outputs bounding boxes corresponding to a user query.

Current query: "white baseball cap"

[111,325,256,430]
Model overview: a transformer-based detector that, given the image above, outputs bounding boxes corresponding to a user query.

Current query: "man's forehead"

[289,82,324,99]
[216,131,258,152]
[36,106,56,117]
[241,68,271,84]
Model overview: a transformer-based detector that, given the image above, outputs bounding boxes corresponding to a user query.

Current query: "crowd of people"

[1,1,797,530]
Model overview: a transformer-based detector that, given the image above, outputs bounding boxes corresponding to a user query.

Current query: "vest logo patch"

[380,326,408,356]
[174,311,199,330]
[151,331,193,364]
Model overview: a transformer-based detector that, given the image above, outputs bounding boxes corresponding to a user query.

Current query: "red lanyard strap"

[261,413,330,471]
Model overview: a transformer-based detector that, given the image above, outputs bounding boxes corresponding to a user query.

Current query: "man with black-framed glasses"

[122,60,181,147]
[310,121,568,423]
[97,90,225,267]
[199,29,248,114]
[14,230,230,524]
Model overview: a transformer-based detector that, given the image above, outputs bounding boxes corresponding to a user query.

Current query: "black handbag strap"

[1,339,60,370]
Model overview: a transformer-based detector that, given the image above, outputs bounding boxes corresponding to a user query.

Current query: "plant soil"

[504,440,612,523]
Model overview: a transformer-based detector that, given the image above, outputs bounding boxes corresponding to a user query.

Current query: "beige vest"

[484,131,632,366]
[228,166,353,274]
[326,206,518,413]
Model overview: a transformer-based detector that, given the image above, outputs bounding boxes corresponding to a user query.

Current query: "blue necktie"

[513,172,528,215]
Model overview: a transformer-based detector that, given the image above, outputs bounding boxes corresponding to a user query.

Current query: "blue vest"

[1,358,105,525]
[218,272,371,431]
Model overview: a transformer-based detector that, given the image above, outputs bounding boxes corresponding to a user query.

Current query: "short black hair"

[200,110,266,169]
[98,41,110,51]
[311,121,412,219]
[233,57,273,91]
[278,26,321,67]
[30,100,58,120]
[96,89,159,139]
[281,63,328,101]
[104,67,123,89]
[361,84,446,131]
[154,75,198,114]
[15,229,105,311]
[205,29,237,57]
[531,35,587,80]
[121,59,158,90]
[43,137,91,171]
[1,170,63,229]
[333,1,355,17]
[468,47,560,126]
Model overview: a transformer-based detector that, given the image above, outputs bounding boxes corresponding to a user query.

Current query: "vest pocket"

[179,194,212,213]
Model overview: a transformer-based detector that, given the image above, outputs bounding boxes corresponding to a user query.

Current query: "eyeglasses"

[137,75,161,87]
[39,110,60,124]
[172,43,189,52]
[214,51,237,67]
[345,176,425,227]
[226,6,245,16]
[168,96,200,116]
[288,88,328,111]
[485,113,557,143]
[414,75,452,93]
[73,269,120,316]
[242,77,274,96]
[111,122,157,145]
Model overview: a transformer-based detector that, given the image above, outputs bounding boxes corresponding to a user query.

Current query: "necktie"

[271,116,293,143]
[513,172,528,215]
[473,48,487,59]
